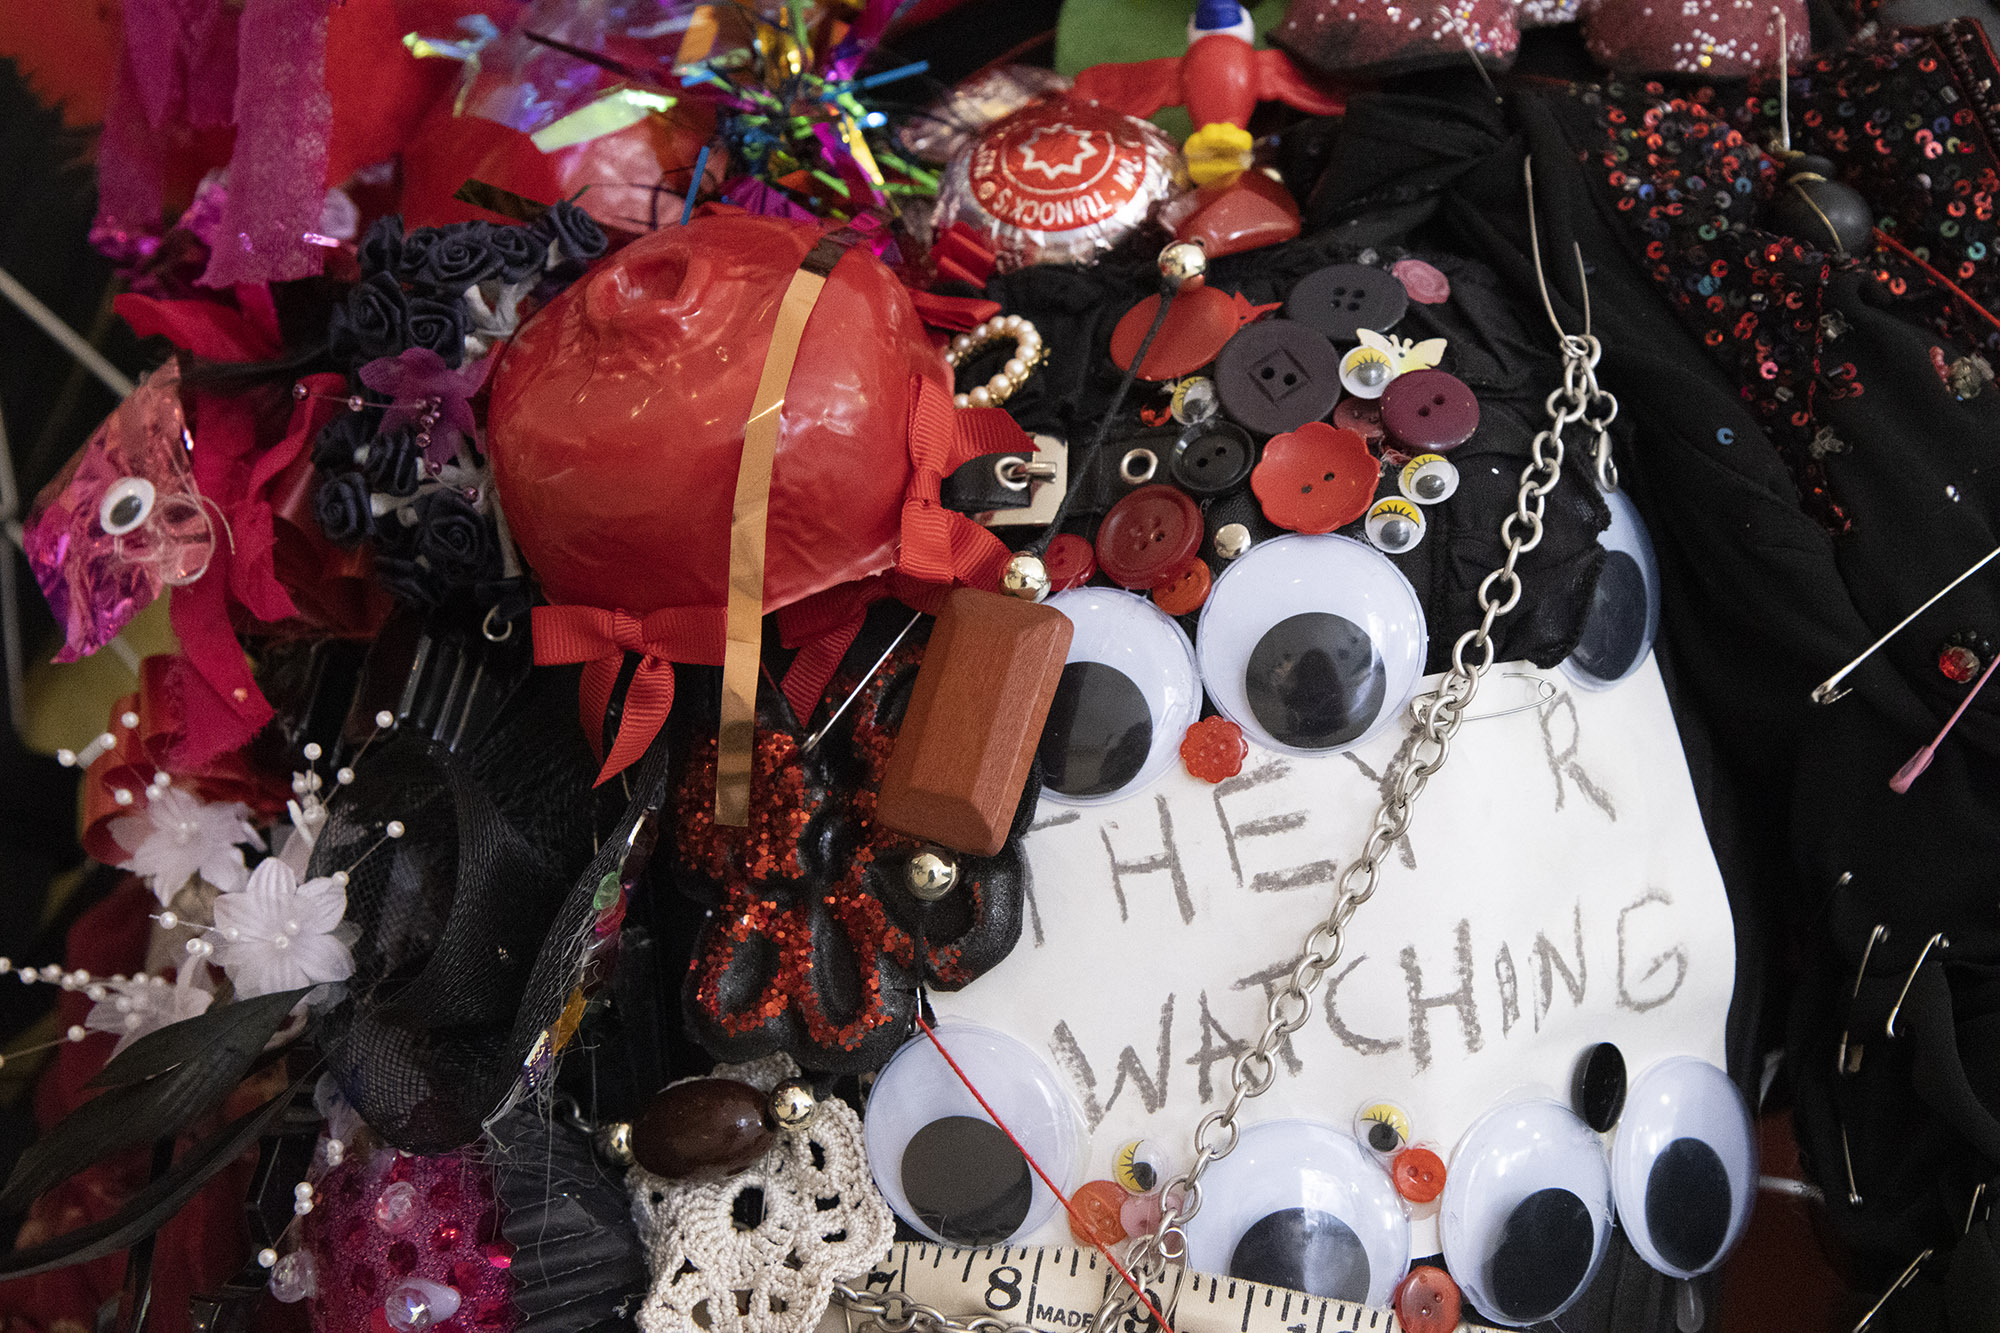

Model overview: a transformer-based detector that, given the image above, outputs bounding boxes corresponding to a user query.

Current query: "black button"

[1572,1041,1627,1132]
[1285,264,1409,344]
[1170,420,1255,496]
[1215,319,1343,437]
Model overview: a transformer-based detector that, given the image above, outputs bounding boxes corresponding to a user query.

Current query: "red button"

[1045,533,1097,591]
[1180,716,1247,783]
[1250,422,1378,535]
[1393,1266,1462,1333]
[1380,369,1479,453]
[1068,1179,1130,1247]
[1096,484,1203,589]
[1152,559,1212,615]
[1333,395,1387,450]
[1392,1146,1446,1203]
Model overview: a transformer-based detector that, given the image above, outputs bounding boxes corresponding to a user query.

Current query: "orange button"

[1068,1179,1130,1247]
[1393,1146,1446,1203]
[1151,558,1212,616]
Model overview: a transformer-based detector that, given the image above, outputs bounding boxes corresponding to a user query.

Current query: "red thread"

[1872,227,2000,338]
[913,1014,1178,1333]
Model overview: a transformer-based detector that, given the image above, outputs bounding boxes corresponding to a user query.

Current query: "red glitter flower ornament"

[1181,716,1249,783]
[1251,422,1379,534]
[674,636,1028,1073]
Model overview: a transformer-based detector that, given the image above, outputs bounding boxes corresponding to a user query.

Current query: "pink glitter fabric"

[300,1146,516,1333]
[199,0,335,287]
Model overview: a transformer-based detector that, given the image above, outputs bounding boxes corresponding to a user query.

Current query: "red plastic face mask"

[487,213,946,618]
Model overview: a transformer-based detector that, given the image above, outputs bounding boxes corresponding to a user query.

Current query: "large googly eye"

[1181,1119,1409,1306]
[1196,534,1428,756]
[1439,1100,1612,1327]
[1610,1058,1755,1280]
[864,1022,1084,1246]
[1563,487,1661,690]
[1039,588,1200,803]
[99,478,156,536]
[1355,1101,1412,1162]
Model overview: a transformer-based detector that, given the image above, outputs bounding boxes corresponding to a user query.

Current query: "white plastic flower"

[109,786,260,904]
[84,970,213,1054]
[212,859,355,998]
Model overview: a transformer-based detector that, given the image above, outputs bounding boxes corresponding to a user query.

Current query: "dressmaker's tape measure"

[821,1243,1504,1333]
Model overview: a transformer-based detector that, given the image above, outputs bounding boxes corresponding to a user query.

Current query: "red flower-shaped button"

[1250,422,1378,534]
[1392,1146,1446,1203]
[1181,716,1248,783]
[1393,1266,1463,1333]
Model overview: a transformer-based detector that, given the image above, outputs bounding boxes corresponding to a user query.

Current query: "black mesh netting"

[310,666,672,1153]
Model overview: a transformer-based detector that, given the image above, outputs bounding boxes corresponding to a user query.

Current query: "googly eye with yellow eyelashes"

[1398,454,1459,505]
[1113,1138,1171,1194]
[1339,345,1396,399]
[1364,497,1425,554]
[1355,1102,1412,1160]
[100,478,156,536]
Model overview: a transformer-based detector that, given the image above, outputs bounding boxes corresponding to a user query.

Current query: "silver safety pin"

[1885,932,1949,1038]
[1853,1248,1931,1332]
[1836,912,1884,1077]
[1812,543,2000,704]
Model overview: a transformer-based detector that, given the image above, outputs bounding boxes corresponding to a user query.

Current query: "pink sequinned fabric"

[300,1146,516,1333]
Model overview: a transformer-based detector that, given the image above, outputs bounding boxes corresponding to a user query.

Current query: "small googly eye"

[1610,1058,1756,1280]
[1339,346,1397,399]
[864,1022,1084,1246]
[1563,487,1661,690]
[1355,1102,1412,1160]
[99,478,157,536]
[1365,497,1425,554]
[1398,454,1459,505]
[1113,1138,1171,1194]
[1182,1119,1410,1305]
[1040,588,1201,803]
[1439,1099,1612,1326]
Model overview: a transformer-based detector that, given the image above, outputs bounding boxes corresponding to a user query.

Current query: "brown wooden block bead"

[877,588,1073,856]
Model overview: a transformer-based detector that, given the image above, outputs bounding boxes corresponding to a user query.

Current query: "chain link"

[837,337,1614,1333]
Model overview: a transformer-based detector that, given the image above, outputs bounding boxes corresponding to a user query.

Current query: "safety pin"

[1852,1248,1931,1332]
[1836,914,1885,1077]
[1966,1181,1988,1236]
[1885,932,1949,1038]
[1811,543,2000,704]
[1524,157,1593,344]
[1841,1120,1863,1207]
[1459,672,1558,723]
[800,612,924,754]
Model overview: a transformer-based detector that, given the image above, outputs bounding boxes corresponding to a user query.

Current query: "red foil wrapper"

[931,99,1182,271]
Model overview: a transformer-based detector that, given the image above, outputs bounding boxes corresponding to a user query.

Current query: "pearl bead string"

[946,314,1046,409]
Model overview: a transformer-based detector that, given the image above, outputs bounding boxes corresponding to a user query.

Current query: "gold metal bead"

[767,1078,818,1132]
[906,849,959,901]
[1000,552,1051,602]
[595,1121,636,1167]
[1157,241,1208,292]
[1214,523,1252,561]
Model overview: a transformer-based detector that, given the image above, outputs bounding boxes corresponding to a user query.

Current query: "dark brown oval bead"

[629,1078,774,1178]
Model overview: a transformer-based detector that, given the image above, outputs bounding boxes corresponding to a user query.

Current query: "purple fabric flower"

[357,348,490,466]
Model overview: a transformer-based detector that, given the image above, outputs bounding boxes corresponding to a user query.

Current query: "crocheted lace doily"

[630,1056,893,1333]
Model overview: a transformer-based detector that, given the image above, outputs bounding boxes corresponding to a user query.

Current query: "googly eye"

[864,1022,1084,1246]
[1039,588,1201,803]
[1439,1099,1612,1327]
[1113,1138,1171,1194]
[1563,487,1661,690]
[1355,1101,1412,1161]
[99,478,157,536]
[1398,454,1459,505]
[1339,346,1397,399]
[1364,498,1425,554]
[1181,1119,1409,1306]
[1196,534,1428,755]
[1610,1058,1755,1280]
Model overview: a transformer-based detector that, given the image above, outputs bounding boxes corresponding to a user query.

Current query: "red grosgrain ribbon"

[531,605,725,785]
[897,375,1017,586]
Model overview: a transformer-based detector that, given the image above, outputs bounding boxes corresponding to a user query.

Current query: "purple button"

[1215,319,1343,437]
[1380,369,1479,453]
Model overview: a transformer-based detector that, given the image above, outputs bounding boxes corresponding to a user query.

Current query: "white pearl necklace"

[945,314,1045,408]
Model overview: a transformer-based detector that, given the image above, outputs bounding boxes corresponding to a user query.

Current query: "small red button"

[1045,533,1097,591]
[1096,484,1203,589]
[1393,1265,1463,1333]
[1068,1179,1130,1247]
[1181,716,1248,783]
[1152,559,1212,615]
[1392,1146,1446,1203]
[1380,369,1479,453]
[1333,395,1387,450]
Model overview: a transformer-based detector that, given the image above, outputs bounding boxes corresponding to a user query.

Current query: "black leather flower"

[314,472,374,546]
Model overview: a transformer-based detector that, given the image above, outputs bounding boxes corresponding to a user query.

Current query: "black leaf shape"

[489,1103,646,1333]
[0,1076,305,1280]
[3,988,306,1209]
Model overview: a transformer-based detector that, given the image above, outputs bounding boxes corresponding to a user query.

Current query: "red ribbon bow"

[531,605,725,785]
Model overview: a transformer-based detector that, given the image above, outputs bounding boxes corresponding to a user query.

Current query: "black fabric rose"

[536,200,608,265]
[405,296,468,367]
[315,472,374,546]
[333,272,409,363]
[485,222,542,283]
[358,214,404,278]
[362,426,424,498]
[413,488,496,584]
[416,222,503,295]
[375,551,443,607]
[396,227,441,284]
[312,408,376,471]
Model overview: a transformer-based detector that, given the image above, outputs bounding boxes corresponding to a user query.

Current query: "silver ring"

[1120,447,1158,485]
[995,457,1029,492]
[482,605,515,643]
